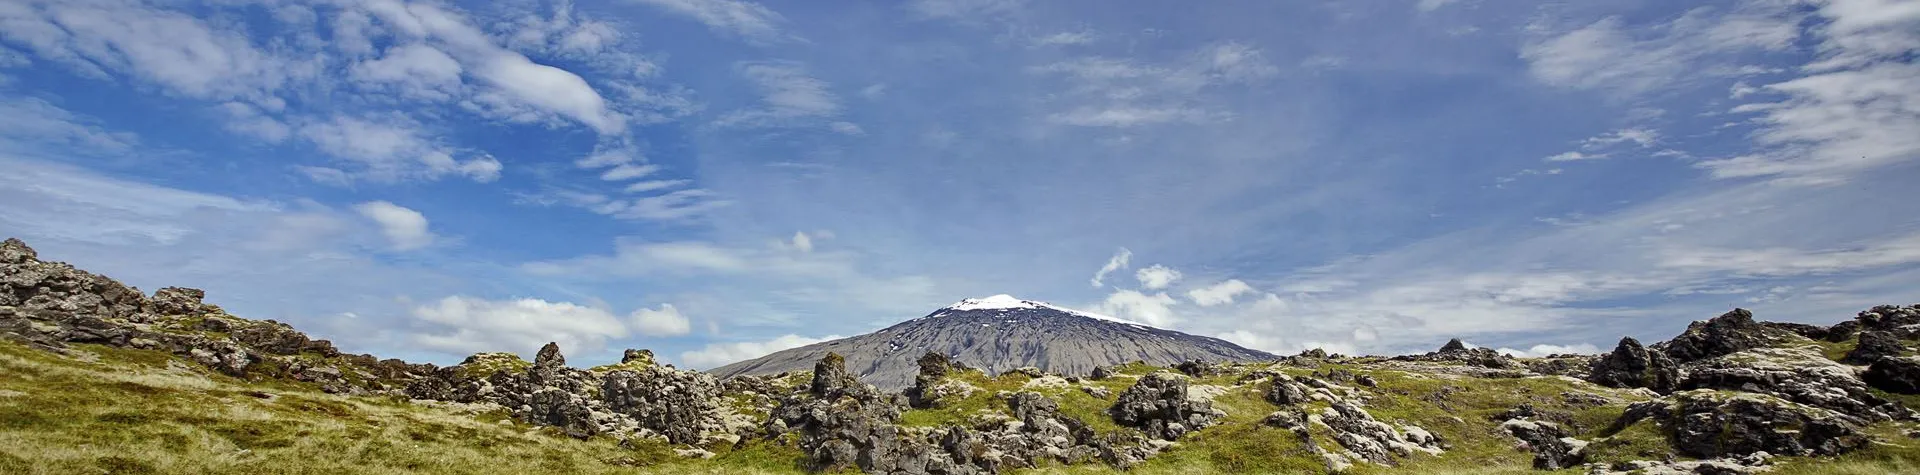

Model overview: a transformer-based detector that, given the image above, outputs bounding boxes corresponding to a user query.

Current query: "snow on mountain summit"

[943,294,1042,311]
[936,294,1138,325]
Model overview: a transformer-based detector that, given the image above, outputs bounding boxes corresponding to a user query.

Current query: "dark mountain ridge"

[712,294,1275,389]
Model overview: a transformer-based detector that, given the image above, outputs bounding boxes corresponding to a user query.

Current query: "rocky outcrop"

[1615,390,1868,458]
[1587,337,1679,394]
[1661,309,1781,363]
[906,351,973,409]
[1843,331,1906,365]
[1499,418,1586,470]
[1865,356,1920,394]
[1679,347,1908,422]
[1315,402,1445,465]
[1108,372,1224,441]
[1388,338,1516,369]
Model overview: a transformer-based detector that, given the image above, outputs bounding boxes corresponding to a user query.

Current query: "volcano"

[710,294,1275,389]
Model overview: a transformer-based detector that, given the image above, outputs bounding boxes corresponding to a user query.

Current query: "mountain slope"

[711,295,1275,389]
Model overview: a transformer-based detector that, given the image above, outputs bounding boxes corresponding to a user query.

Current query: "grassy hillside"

[4,337,1919,474]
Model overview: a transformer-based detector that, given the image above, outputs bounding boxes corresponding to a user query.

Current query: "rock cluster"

[1499,418,1586,470]
[1106,372,1224,441]
[1388,337,1516,369]
[1659,309,1781,363]
[1587,337,1679,393]
[1615,390,1867,458]
[1259,370,1445,469]
[766,352,1158,474]
[1678,346,1909,422]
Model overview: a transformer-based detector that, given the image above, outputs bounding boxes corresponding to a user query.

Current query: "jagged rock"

[1081,385,1112,399]
[534,342,565,369]
[1525,355,1596,378]
[1588,337,1679,394]
[1174,360,1224,377]
[601,364,723,444]
[527,387,598,439]
[1662,309,1779,363]
[907,351,969,409]
[1826,320,1862,343]
[1391,339,1516,369]
[1266,375,1311,405]
[621,348,656,366]
[1681,347,1908,421]
[1842,331,1905,365]
[1089,365,1115,380]
[1500,418,1585,469]
[1616,390,1868,458]
[1864,356,1920,394]
[1315,402,1445,464]
[1856,304,1920,334]
[1005,366,1047,378]
[150,287,213,316]
[809,352,862,398]
[231,320,313,356]
[1109,372,1223,440]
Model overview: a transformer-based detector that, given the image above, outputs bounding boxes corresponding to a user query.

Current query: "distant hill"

[710,294,1275,389]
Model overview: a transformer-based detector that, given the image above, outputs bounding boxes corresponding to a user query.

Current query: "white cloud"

[623,179,690,194]
[1032,31,1094,46]
[1496,343,1601,358]
[0,97,138,154]
[409,296,630,356]
[1092,289,1179,327]
[680,333,840,369]
[788,231,815,253]
[1187,279,1253,306]
[629,303,693,336]
[353,201,435,251]
[350,43,464,100]
[1521,7,1800,96]
[601,163,662,181]
[1658,233,1920,277]
[0,0,298,101]
[1583,128,1660,148]
[626,0,786,41]
[358,1,625,135]
[297,115,502,183]
[717,62,843,128]
[1544,151,1605,162]
[1416,0,1457,12]
[1033,42,1275,128]
[1134,265,1182,290]
[1089,247,1132,287]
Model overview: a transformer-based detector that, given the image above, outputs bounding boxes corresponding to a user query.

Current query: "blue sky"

[2,0,1917,368]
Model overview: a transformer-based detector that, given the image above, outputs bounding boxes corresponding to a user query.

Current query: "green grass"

[7,337,1920,475]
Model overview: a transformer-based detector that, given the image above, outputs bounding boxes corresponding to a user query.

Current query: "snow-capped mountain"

[710,295,1275,389]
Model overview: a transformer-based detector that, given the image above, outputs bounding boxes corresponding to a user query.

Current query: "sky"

[1,0,1917,368]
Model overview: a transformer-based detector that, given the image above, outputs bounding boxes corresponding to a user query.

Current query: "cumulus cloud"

[1092,289,1178,327]
[409,296,630,356]
[680,333,841,369]
[353,201,435,251]
[1089,248,1132,287]
[1187,279,1253,307]
[1134,265,1181,290]
[629,303,693,336]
